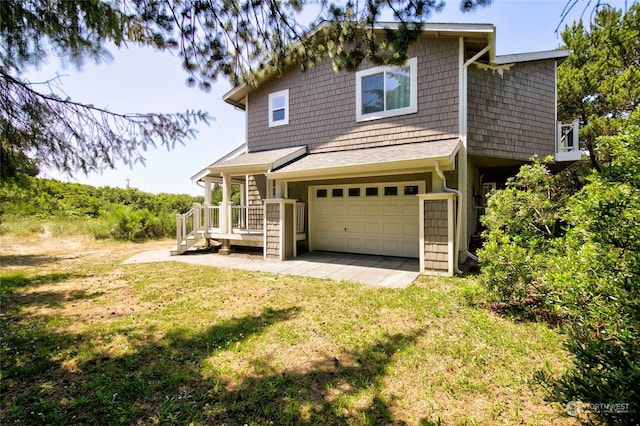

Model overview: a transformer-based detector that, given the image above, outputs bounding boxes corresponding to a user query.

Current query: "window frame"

[268,89,289,127]
[355,57,418,122]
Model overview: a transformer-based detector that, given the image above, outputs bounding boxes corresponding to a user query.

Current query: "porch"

[171,202,306,255]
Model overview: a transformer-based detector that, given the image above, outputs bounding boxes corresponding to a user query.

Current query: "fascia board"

[271,146,308,170]
[493,49,570,65]
[190,143,248,182]
[269,155,456,181]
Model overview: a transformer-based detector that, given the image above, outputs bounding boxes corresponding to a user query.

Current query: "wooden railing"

[556,120,581,161]
[231,205,265,232]
[296,202,305,233]
[176,201,306,250]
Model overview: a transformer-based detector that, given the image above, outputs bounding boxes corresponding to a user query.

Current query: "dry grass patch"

[1,235,579,425]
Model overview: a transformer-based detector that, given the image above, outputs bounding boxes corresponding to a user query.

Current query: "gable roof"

[208,145,307,175]
[191,143,247,182]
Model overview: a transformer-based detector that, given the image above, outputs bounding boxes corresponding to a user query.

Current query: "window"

[384,186,398,196]
[404,185,419,195]
[348,188,360,197]
[332,188,343,197]
[356,58,417,121]
[316,189,327,198]
[268,89,289,127]
[366,187,379,197]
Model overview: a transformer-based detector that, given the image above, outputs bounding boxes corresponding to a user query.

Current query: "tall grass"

[0,176,199,241]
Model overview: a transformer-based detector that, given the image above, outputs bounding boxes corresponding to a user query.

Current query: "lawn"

[0,233,579,425]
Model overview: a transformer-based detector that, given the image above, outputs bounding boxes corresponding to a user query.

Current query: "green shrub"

[93,206,166,241]
[479,108,640,423]
[477,159,566,308]
[545,115,640,422]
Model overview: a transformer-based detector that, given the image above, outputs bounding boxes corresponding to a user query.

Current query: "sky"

[27,0,634,196]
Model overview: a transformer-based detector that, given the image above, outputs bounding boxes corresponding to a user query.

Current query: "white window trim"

[268,89,289,127]
[355,57,418,122]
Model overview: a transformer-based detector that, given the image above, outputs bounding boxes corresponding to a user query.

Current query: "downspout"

[434,161,464,275]
[458,36,492,266]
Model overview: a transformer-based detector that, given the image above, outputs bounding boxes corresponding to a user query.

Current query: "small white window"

[355,58,418,122]
[268,89,289,127]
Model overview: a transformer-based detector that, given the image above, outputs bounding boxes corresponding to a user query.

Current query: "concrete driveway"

[124,249,420,288]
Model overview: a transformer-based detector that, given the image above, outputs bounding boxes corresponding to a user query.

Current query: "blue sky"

[28,0,632,195]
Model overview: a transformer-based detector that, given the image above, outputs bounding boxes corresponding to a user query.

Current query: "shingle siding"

[467,60,557,160]
[247,36,460,154]
[265,203,280,258]
[423,199,449,273]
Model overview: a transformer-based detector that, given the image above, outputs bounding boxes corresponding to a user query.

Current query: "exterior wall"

[265,203,280,258]
[247,36,460,154]
[467,60,557,161]
[248,174,267,229]
[248,174,266,205]
[423,199,449,273]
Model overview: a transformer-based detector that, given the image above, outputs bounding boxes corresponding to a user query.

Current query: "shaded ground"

[1,235,579,425]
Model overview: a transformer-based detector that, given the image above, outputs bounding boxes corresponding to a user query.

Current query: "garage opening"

[309,181,424,258]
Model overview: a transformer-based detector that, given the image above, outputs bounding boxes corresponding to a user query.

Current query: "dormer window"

[268,89,289,127]
[355,58,418,122]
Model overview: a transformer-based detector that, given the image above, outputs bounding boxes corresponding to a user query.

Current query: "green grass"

[0,234,579,425]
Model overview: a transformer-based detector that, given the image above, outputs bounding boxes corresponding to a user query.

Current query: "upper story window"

[355,57,418,122]
[268,89,289,127]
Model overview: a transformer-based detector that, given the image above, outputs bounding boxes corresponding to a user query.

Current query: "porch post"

[219,173,232,254]
[203,178,213,234]
[203,178,213,205]
[263,199,297,260]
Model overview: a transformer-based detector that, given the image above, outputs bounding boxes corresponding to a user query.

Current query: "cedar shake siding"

[247,36,460,154]
[467,60,557,161]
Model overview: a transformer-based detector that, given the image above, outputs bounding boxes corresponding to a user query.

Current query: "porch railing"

[231,205,265,233]
[556,120,581,161]
[176,201,306,250]
[296,202,305,233]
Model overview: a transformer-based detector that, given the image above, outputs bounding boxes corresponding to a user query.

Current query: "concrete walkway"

[124,249,420,288]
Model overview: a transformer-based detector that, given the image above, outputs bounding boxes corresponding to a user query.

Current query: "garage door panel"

[347,238,363,251]
[363,204,380,215]
[402,204,418,216]
[363,222,380,234]
[331,205,345,215]
[363,239,380,252]
[382,223,400,235]
[382,205,400,216]
[382,239,400,253]
[347,204,363,216]
[403,222,419,235]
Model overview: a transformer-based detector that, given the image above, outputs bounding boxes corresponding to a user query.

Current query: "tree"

[1,0,490,180]
[557,3,640,170]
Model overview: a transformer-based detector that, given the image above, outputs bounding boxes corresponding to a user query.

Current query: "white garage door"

[310,181,424,258]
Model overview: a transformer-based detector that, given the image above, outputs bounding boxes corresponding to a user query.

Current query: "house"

[172,22,580,277]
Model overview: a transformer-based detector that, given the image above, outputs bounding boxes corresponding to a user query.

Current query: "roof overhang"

[269,139,460,181]
[223,22,496,109]
[208,145,307,176]
[191,143,247,183]
[493,49,570,65]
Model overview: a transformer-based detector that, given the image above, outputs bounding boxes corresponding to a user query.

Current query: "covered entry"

[309,181,424,257]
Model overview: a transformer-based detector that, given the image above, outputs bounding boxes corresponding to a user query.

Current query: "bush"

[545,116,640,422]
[477,158,566,308]
[479,108,640,424]
[95,206,167,241]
